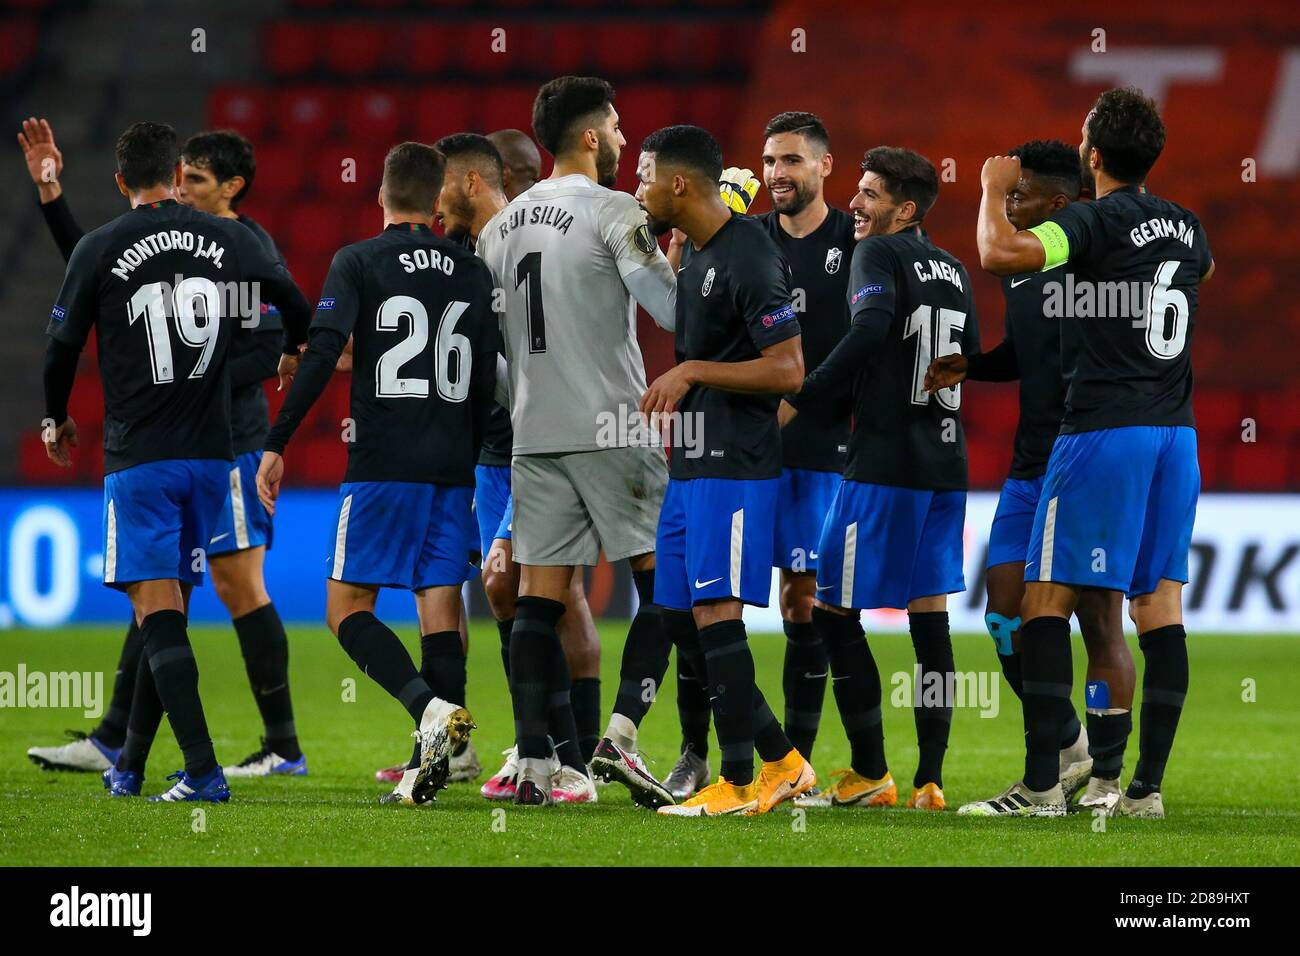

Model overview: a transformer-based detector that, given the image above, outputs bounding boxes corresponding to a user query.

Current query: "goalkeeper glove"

[719,166,760,214]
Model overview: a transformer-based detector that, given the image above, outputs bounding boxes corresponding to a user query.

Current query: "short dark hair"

[860,146,939,220]
[181,129,256,208]
[1008,139,1082,200]
[532,76,615,156]
[433,132,504,190]
[763,111,830,153]
[641,125,723,184]
[381,142,445,214]
[1085,87,1166,183]
[115,121,178,191]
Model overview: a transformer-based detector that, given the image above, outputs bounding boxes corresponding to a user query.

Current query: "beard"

[644,211,673,236]
[441,189,476,242]
[1078,140,1096,197]
[770,177,817,216]
[595,134,620,188]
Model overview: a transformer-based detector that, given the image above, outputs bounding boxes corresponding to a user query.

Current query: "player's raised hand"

[256,450,284,515]
[719,167,760,214]
[18,118,63,194]
[277,349,302,391]
[640,362,696,420]
[925,353,969,393]
[42,415,77,468]
[980,155,1021,195]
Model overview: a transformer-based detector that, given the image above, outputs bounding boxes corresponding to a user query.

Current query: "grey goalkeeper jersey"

[475,173,676,455]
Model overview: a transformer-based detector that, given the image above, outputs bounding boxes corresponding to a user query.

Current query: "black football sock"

[998,637,1081,751]
[611,569,672,727]
[571,677,601,764]
[909,611,954,789]
[497,618,513,685]
[781,619,827,761]
[141,609,217,780]
[673,622,712,758]
[752,686,794,763]
[997,650,1024,699]
[1087,709,1132,780]
[813,606,887,779]
[667,610,711,756]
[509,596,566,761]
[337,611,432,723]
[1020,616,1074,793]
[1128,624,1188,798]
[233,603,300,761]
[420,630,466,707]
[116,648,164,776]
[92,619,144,749]
[545,642,586,773]
[699,619,756,787]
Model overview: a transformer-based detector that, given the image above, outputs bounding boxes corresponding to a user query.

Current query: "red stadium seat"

[407,23,464,78]
[592,22,657,77]
[285,202,347,255]
[344,88,406,142]
[616,85,678,144]
[0,17,37,77]
[458,20,509,78]
[209,88,270,140]
[314,145,386,198]
[265,23,322,78]
[323,22,388,78]
[1227,441,1289,491]
[410,87,474,143]
[962,385,1019,438]
[287,436,347,485]
[675,84,743,142]
[251,144,307,196]
[279,87,336,143]
[480,84,538,135]
[965,437,1011,489]
[1195,438,1224,491]
[1193,388,1243,440]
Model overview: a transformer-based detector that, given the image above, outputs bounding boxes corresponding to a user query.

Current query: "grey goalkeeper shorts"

[511,445,667,566]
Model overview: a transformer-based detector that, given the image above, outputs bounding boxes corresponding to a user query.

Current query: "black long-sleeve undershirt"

[964,337,1020,382]
[230,327,282,389]
[44,337,80,425]
[39,193,84,262]
[787,304,892,413]
[262,327,346,456]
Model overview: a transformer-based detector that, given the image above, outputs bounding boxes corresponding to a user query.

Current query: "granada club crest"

[825,247,842,274]
[702,267,716,296]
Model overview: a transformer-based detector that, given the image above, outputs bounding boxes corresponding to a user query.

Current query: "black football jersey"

[230,214,287,456]
[47,199,306,473]
[999,271,1067,479]
[756,207,854,473]
[671,214,801,481]
[453,230,513,468]
[310,223,498,485]
[1043,185,1211,433]
[840,230,980,490]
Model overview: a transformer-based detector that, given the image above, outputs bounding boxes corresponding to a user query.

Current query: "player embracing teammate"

[960,88,1212,818]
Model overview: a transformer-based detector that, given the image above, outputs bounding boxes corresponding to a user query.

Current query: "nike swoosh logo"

[1010,277,1032,288]
[695,576,723,589]
[258,684,287,696]
[803,671,828,679]
[816,584,834,592]
[211,532,230,542]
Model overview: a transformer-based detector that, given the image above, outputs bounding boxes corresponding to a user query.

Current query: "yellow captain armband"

[1027,220,1070,272]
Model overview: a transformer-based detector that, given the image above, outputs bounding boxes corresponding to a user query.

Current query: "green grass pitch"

[1,623,1297,866]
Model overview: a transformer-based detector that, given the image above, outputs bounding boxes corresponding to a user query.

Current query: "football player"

[783,147,977,812]
[257,143,493,806]
[960,88,1212,818]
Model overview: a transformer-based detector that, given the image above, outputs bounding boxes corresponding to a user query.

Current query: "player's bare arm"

[977,156,1047,275]
[641,336,803,418]
[18,116,63,203]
